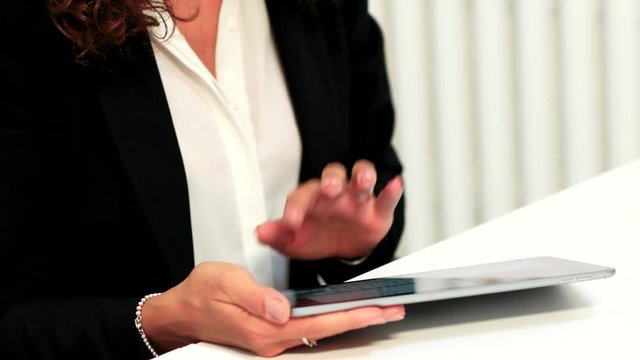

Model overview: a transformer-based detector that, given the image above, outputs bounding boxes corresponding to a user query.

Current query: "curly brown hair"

[48,0,173,61]
[48,0,336,62]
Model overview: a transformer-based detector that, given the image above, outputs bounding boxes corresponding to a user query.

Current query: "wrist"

[140,290,194,354]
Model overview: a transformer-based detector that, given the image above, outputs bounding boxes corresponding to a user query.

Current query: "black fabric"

[0,0,404,358]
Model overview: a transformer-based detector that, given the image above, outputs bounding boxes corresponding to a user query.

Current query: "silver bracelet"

[135,293,162,358]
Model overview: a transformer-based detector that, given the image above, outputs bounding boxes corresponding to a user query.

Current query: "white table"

[159,158,640,359]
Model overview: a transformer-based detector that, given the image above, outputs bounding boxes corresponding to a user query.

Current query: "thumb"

[218,265,291,324]
[256,220,293,254]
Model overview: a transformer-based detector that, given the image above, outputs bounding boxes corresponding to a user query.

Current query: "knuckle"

[219,264,250,295]
[188,262,219,286]
[219,263,243,282]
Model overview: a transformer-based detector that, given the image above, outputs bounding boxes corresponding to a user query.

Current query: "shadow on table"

[286,285,593,354]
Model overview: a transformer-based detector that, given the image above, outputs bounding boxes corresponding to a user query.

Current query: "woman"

[0,0,405,358]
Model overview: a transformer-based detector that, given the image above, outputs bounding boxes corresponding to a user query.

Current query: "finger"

[375,176,404,217]
[255,220,283,245]
[283,180,321,229]
[256,220,293,253]
[241,305,405,356]
[217,266,291,324]
[320,162,348,198]
[380,304,406,321]
[281,305,406,348]
[350,160,377,202]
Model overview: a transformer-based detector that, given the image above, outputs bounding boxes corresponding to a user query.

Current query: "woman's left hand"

[256,160,403,260]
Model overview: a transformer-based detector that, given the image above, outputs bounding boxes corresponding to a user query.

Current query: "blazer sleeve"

[289,0,405,288]
[0,3,153,359]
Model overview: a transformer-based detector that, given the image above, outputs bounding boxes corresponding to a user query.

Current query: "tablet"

[280,256,615,317]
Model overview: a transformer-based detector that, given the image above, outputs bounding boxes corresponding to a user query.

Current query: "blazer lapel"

[96,38,194,282]
[265,0,348,179]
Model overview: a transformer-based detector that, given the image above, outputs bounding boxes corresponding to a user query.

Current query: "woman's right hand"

[141,262,405,357]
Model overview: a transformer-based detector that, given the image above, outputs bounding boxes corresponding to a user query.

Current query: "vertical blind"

[369,0,640,256]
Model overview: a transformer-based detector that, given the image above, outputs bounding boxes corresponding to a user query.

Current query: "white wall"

[369,0,640,256]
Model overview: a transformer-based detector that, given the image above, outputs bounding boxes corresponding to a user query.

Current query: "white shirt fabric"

[148,0,302,289]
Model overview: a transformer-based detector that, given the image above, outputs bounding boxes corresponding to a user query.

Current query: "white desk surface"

[159,158,640,359]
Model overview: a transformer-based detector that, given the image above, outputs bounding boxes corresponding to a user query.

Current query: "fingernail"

[358,171,374,187]
[322,178,340,197]
[265,298,288,324]
[387,313,405,322]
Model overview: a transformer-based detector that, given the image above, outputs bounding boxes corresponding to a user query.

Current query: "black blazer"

[0,0,404,358]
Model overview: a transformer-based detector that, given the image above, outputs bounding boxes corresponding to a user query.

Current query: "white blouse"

[148,0,301,289]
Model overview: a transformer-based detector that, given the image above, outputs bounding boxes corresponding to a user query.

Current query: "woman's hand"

[142,262,405,357]
[257,160,403,260]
